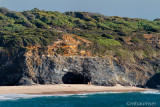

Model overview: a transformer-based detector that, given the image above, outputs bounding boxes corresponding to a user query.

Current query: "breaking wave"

[140,91,160,94]
[0,92,125,101]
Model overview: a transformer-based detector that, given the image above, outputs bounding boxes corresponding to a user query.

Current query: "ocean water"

[0,91,160,107]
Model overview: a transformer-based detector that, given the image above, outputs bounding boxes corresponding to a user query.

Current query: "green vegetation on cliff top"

[0,8,159,61]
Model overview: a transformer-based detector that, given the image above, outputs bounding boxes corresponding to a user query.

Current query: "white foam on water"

[0,91,135,101]
[74,91,128,96]
[0,93,85,101]
[140,90,160,94]
[0,94,54,101]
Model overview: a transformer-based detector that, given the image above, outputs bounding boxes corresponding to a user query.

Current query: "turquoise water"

[0,91,160,107]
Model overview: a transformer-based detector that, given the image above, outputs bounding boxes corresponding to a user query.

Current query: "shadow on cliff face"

[0,52,25,86]
[146,73,160,89]
[62,72,91,84]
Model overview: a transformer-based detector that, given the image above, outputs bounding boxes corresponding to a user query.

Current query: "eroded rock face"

[0,49,158,87]
[0,34,159,87]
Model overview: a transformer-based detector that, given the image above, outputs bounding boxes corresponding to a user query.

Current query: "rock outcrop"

[0,34,159,87]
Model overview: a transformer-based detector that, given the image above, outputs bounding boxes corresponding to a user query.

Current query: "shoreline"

[0,84,156,95]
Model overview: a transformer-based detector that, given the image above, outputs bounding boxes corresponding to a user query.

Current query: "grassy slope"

[0,7,159,62]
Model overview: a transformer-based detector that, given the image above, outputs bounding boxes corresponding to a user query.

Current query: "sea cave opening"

[62,72,91,84]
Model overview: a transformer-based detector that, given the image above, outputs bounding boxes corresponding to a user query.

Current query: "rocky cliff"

[0,34,159,87]
[0,8,160,88]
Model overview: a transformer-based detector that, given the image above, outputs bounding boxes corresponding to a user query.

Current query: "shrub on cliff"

[0,8,159,59]
[130,37,141,44]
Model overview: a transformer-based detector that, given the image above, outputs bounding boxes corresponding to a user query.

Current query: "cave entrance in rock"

[62,72,91,84]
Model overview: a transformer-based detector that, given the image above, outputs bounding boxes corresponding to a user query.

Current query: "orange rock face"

[26,34,93,57]
[143,34,160,44]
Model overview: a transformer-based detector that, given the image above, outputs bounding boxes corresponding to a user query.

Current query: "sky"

[0,0,159,20]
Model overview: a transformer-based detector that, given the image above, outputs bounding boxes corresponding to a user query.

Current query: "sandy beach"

[0,84,154,95]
